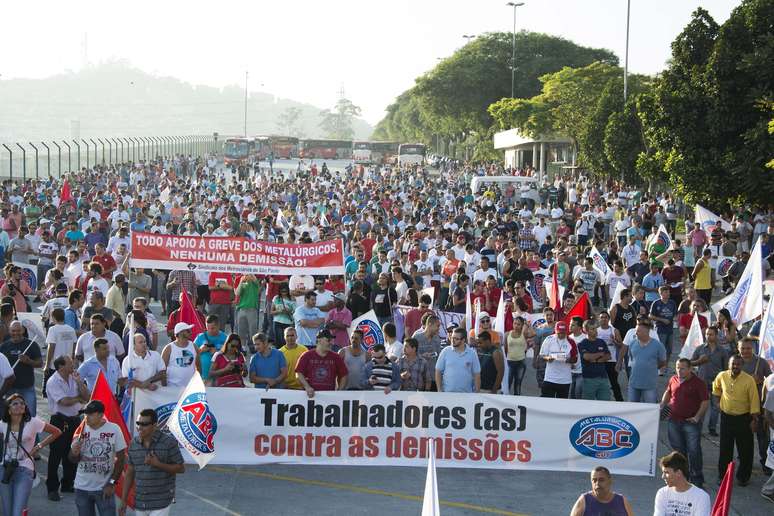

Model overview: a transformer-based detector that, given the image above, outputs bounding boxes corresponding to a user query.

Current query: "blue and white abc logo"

[569,416,640,459]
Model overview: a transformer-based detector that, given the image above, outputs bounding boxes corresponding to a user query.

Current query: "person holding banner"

[398,338,432,392]
[737,337,773,474]
[120,408,184,516]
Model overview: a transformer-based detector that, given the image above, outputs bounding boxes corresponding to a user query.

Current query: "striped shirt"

[127,430,184,511]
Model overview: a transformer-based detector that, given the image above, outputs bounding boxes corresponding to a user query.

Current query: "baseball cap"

[555,322,568,332]
[79,400,105,415]
[55,283,68,293]
[174,322,194,335]
[333,293,346,302]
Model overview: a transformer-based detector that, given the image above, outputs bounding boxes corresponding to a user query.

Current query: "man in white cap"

[161,322,200,387]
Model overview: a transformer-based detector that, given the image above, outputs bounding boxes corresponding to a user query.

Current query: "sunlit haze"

[1,0,738,125]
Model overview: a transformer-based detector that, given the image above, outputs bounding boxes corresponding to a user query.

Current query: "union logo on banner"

[177,392,217,455]
[726,275,752,323]
[349,310,385,351]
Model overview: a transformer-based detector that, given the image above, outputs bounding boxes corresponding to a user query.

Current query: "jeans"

[657,330,673,360]
[718,412,754,483]
[236,307,259,348]
[667,419,704,484]
[570,373,583,399]
[627,385,658,403]
[274,321,292,347]
[705,381,720,432]
[507,360,526,395]
[75,488,117,516]
[0,465,34,516]
[9,386,36,417]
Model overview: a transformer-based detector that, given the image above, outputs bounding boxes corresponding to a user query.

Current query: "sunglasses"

[135,420,153,427]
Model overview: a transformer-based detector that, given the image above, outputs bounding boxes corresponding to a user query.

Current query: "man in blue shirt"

[293,292,326,348]
[578,321,611,400]
[78,337,121,393]
[625,318,667,403]
[649,286,677,370]
[248,334,287,388]
[641,261,664,306]
[435,327,481,393]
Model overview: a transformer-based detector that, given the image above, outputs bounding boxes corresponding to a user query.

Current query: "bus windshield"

[353,142,370,150]
[224,141,250,157]
[399,144,425,156]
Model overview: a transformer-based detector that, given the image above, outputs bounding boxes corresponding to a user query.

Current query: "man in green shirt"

[236,274,262,351]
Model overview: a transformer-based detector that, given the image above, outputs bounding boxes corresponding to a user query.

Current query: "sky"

[0,0,740,125]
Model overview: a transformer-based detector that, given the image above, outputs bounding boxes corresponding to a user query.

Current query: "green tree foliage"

[319,97,362,140]
[640,2,774,207]
[276,107,304,138]
[373,31,617,149]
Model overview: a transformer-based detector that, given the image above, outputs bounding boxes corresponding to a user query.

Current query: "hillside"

[0,61,373,142]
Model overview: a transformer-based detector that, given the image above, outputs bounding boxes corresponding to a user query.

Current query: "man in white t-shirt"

[289,274,314,307]
[120,333,166,391]
[75,315,125,364]
[539,321,577,399]
[653,451,710,516]
[69,400,127,515]
[44,308,78,387]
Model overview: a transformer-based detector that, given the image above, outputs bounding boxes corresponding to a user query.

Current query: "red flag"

[564,292,591,325]
[549,264,562,312]
[180,288,205,339]
[711,461,735,516]
[60,179,73,203]
[73,370,135,508]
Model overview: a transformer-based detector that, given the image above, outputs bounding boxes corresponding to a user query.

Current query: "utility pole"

[506,2,525,98]
[624,0,630,102]
[244,71,248,137]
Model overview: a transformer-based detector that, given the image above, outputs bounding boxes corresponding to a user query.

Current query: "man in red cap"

[538,320,578,398]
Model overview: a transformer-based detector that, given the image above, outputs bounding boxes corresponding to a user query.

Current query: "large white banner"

[137,388,659,476]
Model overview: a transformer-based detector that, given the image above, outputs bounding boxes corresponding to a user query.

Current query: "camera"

[2,459,19,484]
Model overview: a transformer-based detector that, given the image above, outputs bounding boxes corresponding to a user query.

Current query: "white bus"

[352,141,371,164]
[398,143,426,166]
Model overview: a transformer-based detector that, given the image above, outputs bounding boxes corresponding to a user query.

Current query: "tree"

[374,31,617,153]
[276,107,303,137]
[319,97,362,140]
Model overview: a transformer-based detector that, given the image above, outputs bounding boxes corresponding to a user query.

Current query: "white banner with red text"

[129,232,345,275]
[136,387,658,476]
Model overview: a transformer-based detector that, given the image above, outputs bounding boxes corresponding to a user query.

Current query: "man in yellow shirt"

[279,327,306,389]
[712,354,760,486]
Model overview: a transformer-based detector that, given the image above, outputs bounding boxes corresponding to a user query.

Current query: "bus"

[299,139,353,160]
[223,137,255,166]
[371,141,399,165]
[254,136,272,160]
[352,141,371,163]
[398,143,426,166]
[271,136,299,159]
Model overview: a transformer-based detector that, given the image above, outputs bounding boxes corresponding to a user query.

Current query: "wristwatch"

[108,479,116,486]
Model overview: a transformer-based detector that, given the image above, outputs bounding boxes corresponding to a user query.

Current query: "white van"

[470,175,539,194]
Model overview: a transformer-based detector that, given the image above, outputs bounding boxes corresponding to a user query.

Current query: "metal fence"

[0,135,221,181]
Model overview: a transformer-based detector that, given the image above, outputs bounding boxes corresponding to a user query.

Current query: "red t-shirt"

[92,254,116,277]
[295,349,348,391]
[209,273,235,305]
[360,238,376,262]
[666,374,708,421]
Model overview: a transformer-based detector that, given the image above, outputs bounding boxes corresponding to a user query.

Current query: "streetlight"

[244,70,248,137]
[623,0,631,102]
[462,34,476,43]
[506,2,525,98]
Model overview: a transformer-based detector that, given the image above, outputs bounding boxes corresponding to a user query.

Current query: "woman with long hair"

[504,316,536,395]
[208,334,247,388]
[716,308,738,348]
[0,394,62,515]
[270,283,296,347]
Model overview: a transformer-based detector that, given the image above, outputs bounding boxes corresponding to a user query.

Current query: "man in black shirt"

[0,320,43,416]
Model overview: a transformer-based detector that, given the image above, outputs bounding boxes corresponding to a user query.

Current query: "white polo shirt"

[540,335,577,385]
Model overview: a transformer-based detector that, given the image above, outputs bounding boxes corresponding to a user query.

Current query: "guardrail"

[0,135,221,181]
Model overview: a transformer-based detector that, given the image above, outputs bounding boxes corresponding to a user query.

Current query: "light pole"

[506,2,525,99]
[623,0,631,102]
[462,34,476,44]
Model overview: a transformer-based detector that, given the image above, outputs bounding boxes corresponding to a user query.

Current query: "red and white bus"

[299,139,353,160]
[223,137,255,166]
[254,136,272,160]
[352,141,371,163]
[271,136,299,159]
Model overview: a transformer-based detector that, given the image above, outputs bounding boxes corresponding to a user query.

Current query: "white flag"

[695,204,732,235]
[759,300,774,370]
[421,441,440,516]
[608,281,625,312]
[465,285,472,334]
[275,208,290,233]
[167,373,217,469]
[493,292,509,395]
[678,313,705,359]
[588,247,611,280]
[715,238,763,325]
[349,309,385,351]
[421,286,436,307]
[544,280,565,307]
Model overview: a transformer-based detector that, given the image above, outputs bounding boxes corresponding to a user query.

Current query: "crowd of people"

[0,152,770,515]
